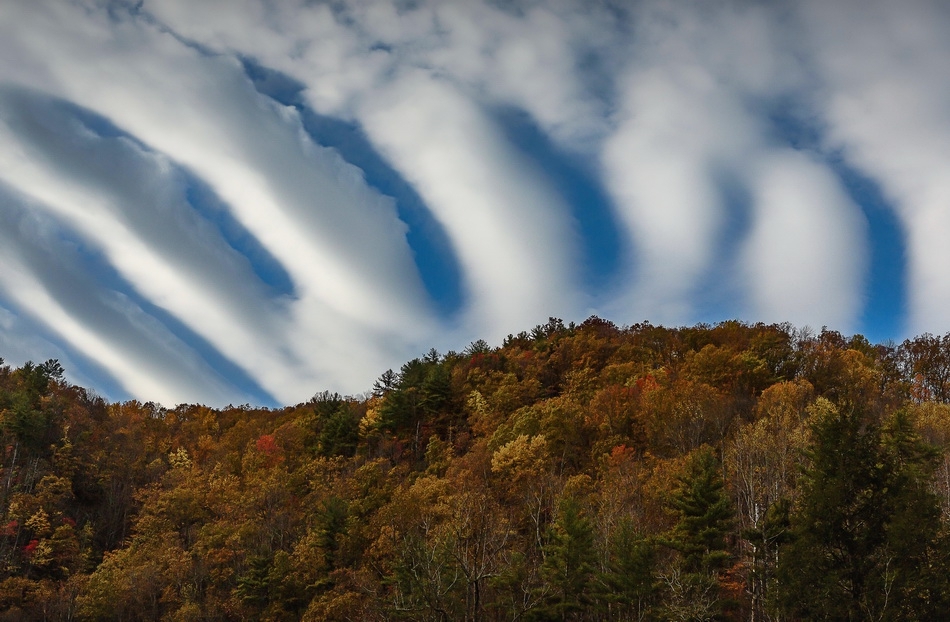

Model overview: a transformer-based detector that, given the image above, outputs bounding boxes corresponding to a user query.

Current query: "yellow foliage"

[25,509,51,538]
[491,434,550,481]
[728,402,811,530]
[563,474,593,501]
[755,379,815,422]
[358,404,381,439]
[29,540,54,568]
[168,447,192,470]
[912,402,950,447]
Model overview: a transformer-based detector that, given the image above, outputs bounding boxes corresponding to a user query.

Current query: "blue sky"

[0,0,948,406]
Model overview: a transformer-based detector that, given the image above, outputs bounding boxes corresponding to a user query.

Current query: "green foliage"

[531,497,598,620]
[318,404,359,458]
[777,403,950,620]
[659,446,734,622]
[664,447,733,575]
[602,519,659,621]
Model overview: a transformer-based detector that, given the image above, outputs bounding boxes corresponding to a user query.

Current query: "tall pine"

[531,497,599,621]
[661,446,734,621]
[777,402,950,620]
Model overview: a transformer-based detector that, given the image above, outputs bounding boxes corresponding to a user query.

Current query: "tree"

[317,404,359,458]
[899,333,950,402]
[777,403,950,620]
[777,400,887,620]
[643,381,731,457]
[531,497,598,621]
[601,518,659,622]
[660,446,734,621]
[374,370,399,397]
[443,486,511,621]
[726,380,812,620]
[377,358,458,456]
[465,340,491,357]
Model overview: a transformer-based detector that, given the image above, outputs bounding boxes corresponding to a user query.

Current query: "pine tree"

[777,403,950,620]
[531,497,599,621]
[777,401,889,620]
[660,446,734,621]
[602,518,659,621]
[666,447,733,575]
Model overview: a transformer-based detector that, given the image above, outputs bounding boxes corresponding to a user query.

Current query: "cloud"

[0,1,438,403]
[0,188,244,405]
[0,0,946,404]
[797,0,950,334]
[598,0,881,333]
[603,62,752,322]
[355,71,582,339]
[741,150,868,328]
[148,0,590,337]
[0,88,296,402]
[0,301,118,399]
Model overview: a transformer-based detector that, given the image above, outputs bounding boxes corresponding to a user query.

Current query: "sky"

[0,0,948,407]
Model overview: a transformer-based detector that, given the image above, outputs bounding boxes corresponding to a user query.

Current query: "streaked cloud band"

[0,0,946,405]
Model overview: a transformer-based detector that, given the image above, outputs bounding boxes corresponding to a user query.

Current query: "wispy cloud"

[0,187,243,404]
[0,0,946,404]
[797,0,950,334]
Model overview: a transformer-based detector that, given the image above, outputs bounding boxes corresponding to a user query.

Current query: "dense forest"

[3,319,950,620]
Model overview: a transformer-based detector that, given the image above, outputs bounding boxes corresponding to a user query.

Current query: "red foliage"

[635,373,660,393]
[255,434,280,455]
[255,434,284,467]
[607,444,637,467]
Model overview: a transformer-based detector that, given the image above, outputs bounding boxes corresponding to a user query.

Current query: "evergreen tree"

[777,403,950,620]
[660,446,734,621]
[665,447,733,575]
[602,518,659,621]
[531,497,599,621]
[777,401,889,620]
[317,404,359,458]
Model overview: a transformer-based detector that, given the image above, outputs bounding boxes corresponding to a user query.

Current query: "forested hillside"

[3,319,950,620]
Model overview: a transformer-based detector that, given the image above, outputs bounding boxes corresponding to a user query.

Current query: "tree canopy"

[2,320,950,620]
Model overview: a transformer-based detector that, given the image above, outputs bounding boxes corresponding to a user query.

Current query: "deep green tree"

[777,402,888,620]
[314,496,349,575]
[236,554,272,609]
[0,360,66,455]
[665,447,733,575]
[879,410,950,618]
[317,404,359,458]
[660,446,734,621]
[531,497,599,621]
[601,518,659,621]
[378,357,459,458]
[373,369,399,397]
[777,404,950,620]
[378,360,427,436]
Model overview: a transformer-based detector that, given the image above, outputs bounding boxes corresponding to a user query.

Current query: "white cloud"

[0,192,243,405]
[799,0,950,335]
[600,0,875,331]
[0,302,108,396]
[603,64,750,322]
[0,88,306,402]
[741,150,867,329]
[356,70,582,339]
[0,1,437,402]
[0,0,947,405]
[149,0,589,337]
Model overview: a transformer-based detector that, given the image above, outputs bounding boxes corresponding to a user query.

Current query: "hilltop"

[1,318,950,620]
